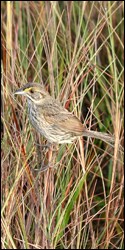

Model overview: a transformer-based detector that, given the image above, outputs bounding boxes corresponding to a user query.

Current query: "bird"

[14,82,114,145]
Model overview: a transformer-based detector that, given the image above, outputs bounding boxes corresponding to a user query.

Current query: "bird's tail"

[83,129,114,143]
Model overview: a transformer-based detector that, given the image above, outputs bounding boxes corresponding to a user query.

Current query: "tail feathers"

[83,129,114,143]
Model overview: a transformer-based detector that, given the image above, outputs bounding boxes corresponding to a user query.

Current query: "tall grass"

[1,1,124,249]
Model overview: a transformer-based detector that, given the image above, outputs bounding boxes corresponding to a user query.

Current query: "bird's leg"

[34,156,58,172]
[34,162,52,172]
[35,142,59,152]
[34,142,50,148]
[34,142,51,150]
[33,143,59,172]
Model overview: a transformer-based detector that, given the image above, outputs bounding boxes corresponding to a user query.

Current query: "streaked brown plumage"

[14,83,114,144]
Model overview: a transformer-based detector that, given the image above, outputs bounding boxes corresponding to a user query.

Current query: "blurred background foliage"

[1,1,124,249]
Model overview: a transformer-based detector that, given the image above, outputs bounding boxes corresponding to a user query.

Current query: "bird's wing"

[57,115,84,134]
[45,111,84,134]
[38,99,84,134]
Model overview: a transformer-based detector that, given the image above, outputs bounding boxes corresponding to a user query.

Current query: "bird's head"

[14,83,50,104]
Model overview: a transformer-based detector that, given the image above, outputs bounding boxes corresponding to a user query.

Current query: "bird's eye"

[30,89,34,94]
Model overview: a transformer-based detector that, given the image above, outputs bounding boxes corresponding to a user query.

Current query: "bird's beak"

[14,88,25,95]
